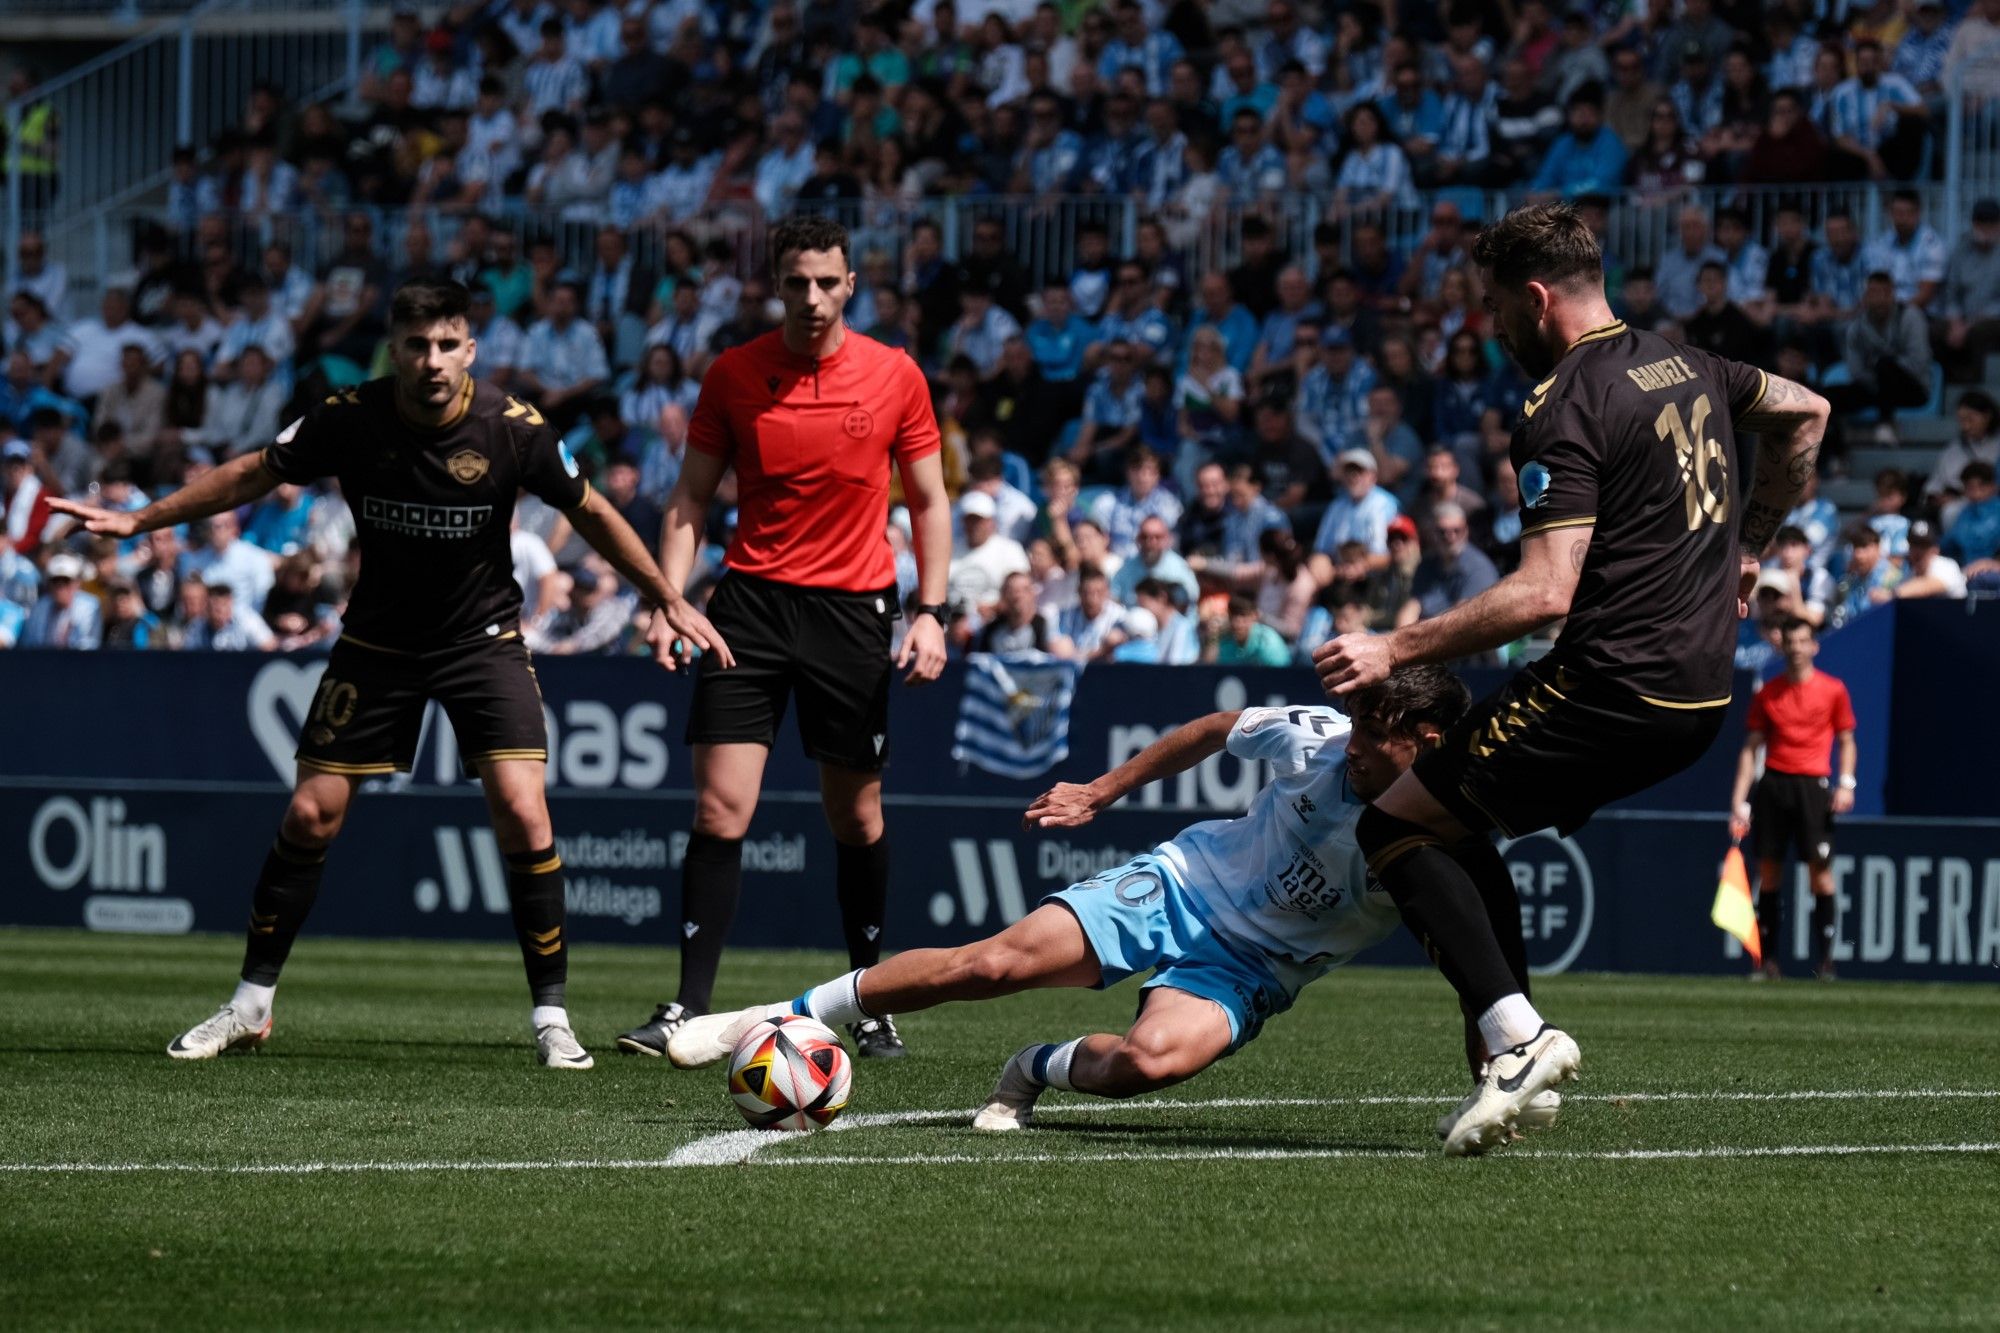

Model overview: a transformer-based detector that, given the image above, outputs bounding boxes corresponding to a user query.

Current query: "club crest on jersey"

[1520,461,1552,509]
[446,449,490,484]
[557,439,580,479]
[842,408,874,439]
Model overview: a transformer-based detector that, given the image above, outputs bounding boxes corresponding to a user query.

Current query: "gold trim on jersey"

[1520,514,1597,539]
[565,478,595,513]
[1565,319,1627,351]
[337,632,416,656]
[1741,367,1771,416]
[1637,693,1733,710]
[297,758,404,776]
[1458,785,1519,840]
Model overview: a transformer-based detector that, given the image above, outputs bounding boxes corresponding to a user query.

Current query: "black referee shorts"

[1413,660,1727,840]
[296,631,547,776]
[1752,770,1836,866]
[686,570,898,772]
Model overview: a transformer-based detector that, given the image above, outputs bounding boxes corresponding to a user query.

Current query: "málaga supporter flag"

[951,653,1084,780]
[1711,844,1761,964]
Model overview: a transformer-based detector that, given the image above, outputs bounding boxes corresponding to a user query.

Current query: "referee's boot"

[849,1014,908,1059]
[615,1002,699,1058]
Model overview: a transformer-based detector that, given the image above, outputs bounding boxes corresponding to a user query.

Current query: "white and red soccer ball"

[726,1015,852,1132]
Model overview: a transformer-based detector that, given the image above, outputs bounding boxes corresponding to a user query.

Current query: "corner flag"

[1711,844,1760,964]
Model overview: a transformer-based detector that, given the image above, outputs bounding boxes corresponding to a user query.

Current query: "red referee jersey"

[1746,670,1856,777]
[688,327,940,591]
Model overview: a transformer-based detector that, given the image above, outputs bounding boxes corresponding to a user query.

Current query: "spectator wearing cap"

[1825,272,1933,440]
[1309,448,1401,578]
[1862,189,1948,309]
[1829,526,1901,629]
[1109,515,1199,610]
[1894,520,1968,599]
[184,574,276,651]
[947,490,1030,621]
[1531,86,1629,198]
[20,552,101,649]
[1297,324,1376,458]
[1939,199,2000,381]
[1941,461,2000,570]
[1737,568,1796,673]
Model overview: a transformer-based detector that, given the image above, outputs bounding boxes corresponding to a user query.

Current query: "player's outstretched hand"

[1024,781,1103,831]
[1738,551,1760,619]
[1313,632,1393,696]
[646,600,735,672]
[898,612,947,686]
[45,496,140,539]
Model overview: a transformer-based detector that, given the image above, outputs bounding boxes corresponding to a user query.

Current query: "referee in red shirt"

[1728,618,1858,980]
[617,215,952,1060]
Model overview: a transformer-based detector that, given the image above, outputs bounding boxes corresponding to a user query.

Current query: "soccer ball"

[726,1015,852,1132]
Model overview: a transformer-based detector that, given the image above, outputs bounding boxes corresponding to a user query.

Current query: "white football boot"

[166,1004,272,1060]
[971,1045,1047,1133]
[1436,1084,1563,1138]
[535,1023,595,1070]
[665,1002,789,1069]
[1437,1026,1581,1157]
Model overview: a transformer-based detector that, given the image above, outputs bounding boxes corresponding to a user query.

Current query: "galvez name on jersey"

[262,378,590,652]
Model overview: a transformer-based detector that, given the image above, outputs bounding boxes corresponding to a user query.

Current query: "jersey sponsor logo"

[1520,461,1552,509]
[502,396,545,426]
[446,448,491,484]
[557,439,580,479]
[842,407,874,439]
[362,495,495,539]
[1499,831,1596,975]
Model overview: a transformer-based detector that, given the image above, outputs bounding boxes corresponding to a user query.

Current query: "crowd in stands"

[6,0,2000,662]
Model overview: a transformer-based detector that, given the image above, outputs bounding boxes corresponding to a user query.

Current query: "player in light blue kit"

[668,666,1553,1141]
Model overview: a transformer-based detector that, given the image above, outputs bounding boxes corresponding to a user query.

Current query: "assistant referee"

[1728,618,1857,981]
[617,215,952,1061]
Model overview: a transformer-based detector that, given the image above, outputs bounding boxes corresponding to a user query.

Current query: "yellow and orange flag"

[1711,844,1760,964]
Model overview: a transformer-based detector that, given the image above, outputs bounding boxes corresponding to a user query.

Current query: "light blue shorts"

[1047,853,1292,1051]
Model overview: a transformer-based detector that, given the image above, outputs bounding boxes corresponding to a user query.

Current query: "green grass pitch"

[3,927,1997,1331]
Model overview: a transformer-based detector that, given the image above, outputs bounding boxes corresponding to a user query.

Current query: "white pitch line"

[8,1089,2000,1176]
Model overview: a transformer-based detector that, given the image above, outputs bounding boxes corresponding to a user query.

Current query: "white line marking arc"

[5,1089,1996,1175]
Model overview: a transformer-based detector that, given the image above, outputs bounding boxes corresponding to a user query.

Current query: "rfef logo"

[1499,831,1595,975]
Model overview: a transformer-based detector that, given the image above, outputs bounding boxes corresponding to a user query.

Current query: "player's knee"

[1355,804,1441,865]
[490,792,552,848]
[826,809,883,846]
[282,795,345,846]
[693,789,754,839]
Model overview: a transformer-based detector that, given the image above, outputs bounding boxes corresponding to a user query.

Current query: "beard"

[1498,317,1555,379]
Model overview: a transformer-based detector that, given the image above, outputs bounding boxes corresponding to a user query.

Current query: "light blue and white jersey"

[1810,244,1868,313]
[1132,131,1189,208]
[1156,705,1400,982]
[1027,131,1087,194]
[1216,143,1288,201]
[1334,143,1417,209]
[1829,74,1921,150]
[1096,307,1176,364]
[1894,25,1952,90]
[1723,241,1770,305]
[1862,225,1949,304]
[1098,30,1185,96]
[1298,359,1377,455]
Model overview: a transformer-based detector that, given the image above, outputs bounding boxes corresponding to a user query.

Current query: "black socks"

[674,831,744,1013]
[835,836,891,970]
[239,833,328,986]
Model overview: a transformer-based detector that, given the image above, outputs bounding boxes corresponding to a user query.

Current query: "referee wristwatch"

[914,603,950,625]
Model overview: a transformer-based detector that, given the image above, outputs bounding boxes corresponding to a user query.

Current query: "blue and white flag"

[951,652,1084,780]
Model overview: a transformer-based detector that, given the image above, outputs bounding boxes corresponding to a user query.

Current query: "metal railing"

[4,0,373,302]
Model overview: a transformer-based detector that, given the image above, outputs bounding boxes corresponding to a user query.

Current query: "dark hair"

[1775,525,1808,546]
[1133,576,1171,602]
[1346,664,1473,740]
[391,278,471,329]
[1698,260,1728,280]
[1891,187,1921,208]
[1124,443,1161,471]
[1077,561,1108,584]
[767,214,851,275]
[967,454,1004,482]
[1778,616,1816,638]
[1958,388,1998,428]
[1259,525,1303,580]
[1227,593,1256,617]
[1470,202,1602,292]
[1963,459,1997,486]
[1847,524,1881,548]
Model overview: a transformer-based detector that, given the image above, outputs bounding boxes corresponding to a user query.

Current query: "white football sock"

[1033,1038,1083,1092]
[531,1005,570,1031]
[796,969,872,1027]
[231,980,275,1021]
[1476,994,1545,1057]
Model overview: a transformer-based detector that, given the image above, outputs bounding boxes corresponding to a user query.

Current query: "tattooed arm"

[1314,526,1589,694]
[1736,372,1830,555]
[1733,371,1830,617]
